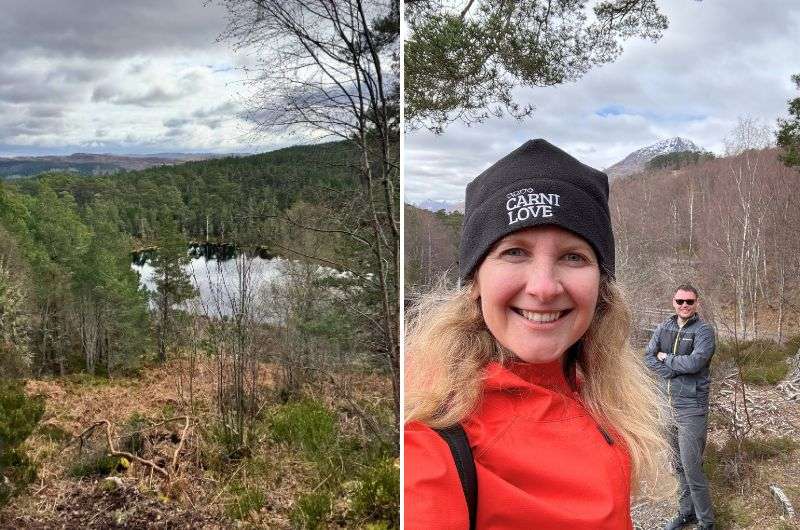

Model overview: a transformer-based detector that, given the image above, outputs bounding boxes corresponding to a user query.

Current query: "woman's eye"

[563,252,588,264]
[500,247,526,258]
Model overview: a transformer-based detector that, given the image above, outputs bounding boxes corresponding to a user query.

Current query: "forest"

[0,140,400,528]
[406,133,800,345]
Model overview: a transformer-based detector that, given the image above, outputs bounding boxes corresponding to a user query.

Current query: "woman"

[404,139,673,529]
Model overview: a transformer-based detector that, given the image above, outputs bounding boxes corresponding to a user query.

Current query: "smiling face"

[672,289,699,322]
[473,226,601,364]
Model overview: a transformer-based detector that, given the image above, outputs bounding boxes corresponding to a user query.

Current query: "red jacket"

[404,360,633,530]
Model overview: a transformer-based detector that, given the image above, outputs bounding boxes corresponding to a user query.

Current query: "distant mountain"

[605,137,704,179]
[415,199,464,213]
[131,153,252,160]
[0,152,234,179]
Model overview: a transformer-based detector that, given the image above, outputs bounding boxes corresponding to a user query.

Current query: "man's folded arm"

[644,324,677,378]
[664,325,715,374]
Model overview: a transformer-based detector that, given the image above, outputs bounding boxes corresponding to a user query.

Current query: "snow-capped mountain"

[415,199,464,213]
[605,137,704,179]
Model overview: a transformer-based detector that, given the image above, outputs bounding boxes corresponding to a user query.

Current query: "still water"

[133,256,285,318]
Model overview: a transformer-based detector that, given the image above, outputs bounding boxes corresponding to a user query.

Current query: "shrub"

[268,399,336,460]
[0,379,44,505]
[740,363,788,385]
[291,491,331,529]
[714,338,793,385]
[120,412,149,456]
[784,334,800,355]
[351,457,400,528]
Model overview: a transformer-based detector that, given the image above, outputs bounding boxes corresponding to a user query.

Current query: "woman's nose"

[524,262,564,301]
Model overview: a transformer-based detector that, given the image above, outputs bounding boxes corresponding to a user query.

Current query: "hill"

[605,137,704,179]
[6,141,359,243]
[0,153,235,179]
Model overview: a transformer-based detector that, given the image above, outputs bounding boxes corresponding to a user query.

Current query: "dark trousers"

[671,409,714,524]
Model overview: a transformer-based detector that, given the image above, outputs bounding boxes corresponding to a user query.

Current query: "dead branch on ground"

[73,416,192,478]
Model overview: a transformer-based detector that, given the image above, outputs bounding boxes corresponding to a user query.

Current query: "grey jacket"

[644,313,715,410]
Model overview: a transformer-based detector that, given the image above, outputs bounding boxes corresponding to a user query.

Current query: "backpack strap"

[434,424,477,530]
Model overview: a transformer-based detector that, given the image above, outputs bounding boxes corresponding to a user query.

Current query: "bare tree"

[723,115,774,157]
[217,0,400,432]
[192,251,266,452]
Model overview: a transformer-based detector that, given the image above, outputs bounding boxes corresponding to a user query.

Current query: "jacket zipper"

[668,325,684,404]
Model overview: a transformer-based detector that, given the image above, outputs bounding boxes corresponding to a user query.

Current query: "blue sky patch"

[595,105,706,123]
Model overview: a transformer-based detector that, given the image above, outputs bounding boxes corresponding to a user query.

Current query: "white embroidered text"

[505,191,560,225]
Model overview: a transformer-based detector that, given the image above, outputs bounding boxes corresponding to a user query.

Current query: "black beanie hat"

[459,139,615,280]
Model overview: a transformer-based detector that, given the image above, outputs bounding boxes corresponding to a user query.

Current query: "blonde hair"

[405,277,675,497]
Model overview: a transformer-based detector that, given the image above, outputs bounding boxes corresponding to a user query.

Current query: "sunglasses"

[674,299,696,306]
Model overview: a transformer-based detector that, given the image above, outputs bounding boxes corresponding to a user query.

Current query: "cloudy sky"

[404,0,800,204]
[0,0,298,157]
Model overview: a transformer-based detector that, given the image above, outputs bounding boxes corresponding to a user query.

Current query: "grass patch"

[714,496,755,529]
[783,334,800,355]
[198,392,398,528]
[263,396,398,527]
[290,491,332,529]
[739,436,800,460]
[706,436,798,483]
[267,399,337,460]
[160,402,176,419]
[704,435,800,527]
[224,482,265,520]
[68,453,126,478]
[36,423,72,443]
[713,338,795,385]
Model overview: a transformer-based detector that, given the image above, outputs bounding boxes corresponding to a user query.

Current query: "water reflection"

[133,256,285,318]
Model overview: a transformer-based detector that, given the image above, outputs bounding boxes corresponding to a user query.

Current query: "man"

[645,284,715,530]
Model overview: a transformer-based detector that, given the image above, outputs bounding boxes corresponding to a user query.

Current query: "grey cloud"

[1,117,67,139]
[44,63,107,84]
[406,0,800,203]
[0,83,82,104]
[127,62,149,75]
[181,70,207,84]
[192,101,240,119]
[92,85,187,107]
[115,86,185,107]
[164,127,187,138]
[0,61,89,105]
[0,0,230,61]
[27,105,64,119]
[164,117,192,128]
[91,84,116,103]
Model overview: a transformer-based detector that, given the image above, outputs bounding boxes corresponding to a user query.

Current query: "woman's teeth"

[519,310,562,323]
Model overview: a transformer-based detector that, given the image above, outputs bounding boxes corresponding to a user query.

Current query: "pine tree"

[151,217,196,362]
[777,73,800,167]
[75,203,150,375]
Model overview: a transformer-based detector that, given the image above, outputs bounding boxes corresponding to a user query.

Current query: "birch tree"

[217,0,401,431]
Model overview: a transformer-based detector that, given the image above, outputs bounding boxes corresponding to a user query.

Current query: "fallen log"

[769,484,796,519]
